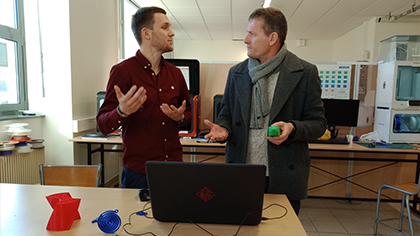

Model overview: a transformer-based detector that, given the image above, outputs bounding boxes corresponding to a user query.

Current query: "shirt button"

[148,64,150,66]
[166,155,168,158]
[159,88,162,92]
[118,120,121,124]
[162,122,165,125]
[152,73,155,75]
[111,128,114,130]
[164,139,167,142]
[144,66,147,69]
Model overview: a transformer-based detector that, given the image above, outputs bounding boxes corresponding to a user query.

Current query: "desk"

[70,136,123,184]
[308,143,420,216]
[70,137,420,212]
[68,137,225,182]
[69,136,226,164]
[0,183,307,236]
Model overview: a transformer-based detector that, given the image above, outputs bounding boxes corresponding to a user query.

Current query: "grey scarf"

[248,44,288,128]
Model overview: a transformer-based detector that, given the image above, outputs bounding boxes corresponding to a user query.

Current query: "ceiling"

[134,0,420,41]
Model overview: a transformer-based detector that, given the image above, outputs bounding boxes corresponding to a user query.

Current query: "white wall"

[373,22,420,62]
[287,39,334,63]
[69,0,120,181]
[174,18,419,64]
[69,0,119,121]
[333,17,420,63]
[333,22,367,62]
[35,0,74,165]
[173,40,247,63]
[172,38,334,63]
[363,17,377,63]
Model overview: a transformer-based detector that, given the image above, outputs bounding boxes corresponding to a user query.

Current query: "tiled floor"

[300,198,420,236]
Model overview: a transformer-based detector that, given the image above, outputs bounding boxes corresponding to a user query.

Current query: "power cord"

[198,154,221,163]
[261,203,288,220]
[122,201,155,235]
[122,202,288,236]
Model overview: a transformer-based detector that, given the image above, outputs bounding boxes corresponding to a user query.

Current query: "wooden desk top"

[69,136,227,147]
[70,136,420,154]
[180,138,227,147]
[69,135,123,144]
[308,143,420,154]
[0,183,306,236]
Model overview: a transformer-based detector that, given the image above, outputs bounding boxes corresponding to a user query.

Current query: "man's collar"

[135,50,166,68]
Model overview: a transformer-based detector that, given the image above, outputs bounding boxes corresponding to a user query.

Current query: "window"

[0,0,28,113]
[121,0,140,60]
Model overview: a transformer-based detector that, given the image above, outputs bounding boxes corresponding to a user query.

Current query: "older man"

[205,7,326,214]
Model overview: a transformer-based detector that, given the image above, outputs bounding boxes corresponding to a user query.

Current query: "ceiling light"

[263,0,271,8]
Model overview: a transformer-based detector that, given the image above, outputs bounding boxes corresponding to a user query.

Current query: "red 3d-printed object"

[46,192,81,231]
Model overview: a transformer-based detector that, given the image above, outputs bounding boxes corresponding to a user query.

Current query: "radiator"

[0,148,45,184]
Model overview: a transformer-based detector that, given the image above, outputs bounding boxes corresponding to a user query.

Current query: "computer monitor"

[166,59,200,137]
[213,94,223,122]
[94,92,106,132]
[165,59,200,96]
[322,99,359,138]
[97,91,105,113]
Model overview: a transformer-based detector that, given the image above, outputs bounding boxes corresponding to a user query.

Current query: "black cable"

[231,212,254,236]
[198,154,221,163]
[122,211,157,236]
[167,220,215,236]
[142,201,154,219]
[166,214,250,236]
[122,202,288,236]
[122,201,155,235]
[261,203,288,220]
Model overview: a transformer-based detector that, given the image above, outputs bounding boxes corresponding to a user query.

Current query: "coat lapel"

[234,62,252,127]
[269,52,304,124]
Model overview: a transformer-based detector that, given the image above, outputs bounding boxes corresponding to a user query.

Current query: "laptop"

[145,161,266,225]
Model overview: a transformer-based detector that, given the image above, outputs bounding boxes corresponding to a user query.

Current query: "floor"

[300,198,420,236]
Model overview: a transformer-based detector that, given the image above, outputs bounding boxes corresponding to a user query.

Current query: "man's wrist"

[117,105,128,117]
[177,114,185,124]
[289,122,296,136]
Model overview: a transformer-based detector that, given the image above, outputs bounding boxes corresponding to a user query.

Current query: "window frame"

[121,0,140,60]
[0,0,28,114]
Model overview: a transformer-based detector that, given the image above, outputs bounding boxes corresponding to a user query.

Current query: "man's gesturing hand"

[115,85,147,116]
[160,100,186,122]
[204,119,228,142]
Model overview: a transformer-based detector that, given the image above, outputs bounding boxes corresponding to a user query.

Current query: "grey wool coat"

[216,50,327,201]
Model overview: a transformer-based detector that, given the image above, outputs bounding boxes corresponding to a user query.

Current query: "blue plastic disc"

[92,209,121,234]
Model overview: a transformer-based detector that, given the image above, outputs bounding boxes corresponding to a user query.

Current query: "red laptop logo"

[196,187,215,202]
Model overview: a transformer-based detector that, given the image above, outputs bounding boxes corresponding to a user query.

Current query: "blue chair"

[374,174,420,236]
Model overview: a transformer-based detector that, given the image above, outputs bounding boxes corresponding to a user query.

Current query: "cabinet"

[374,35,420,143]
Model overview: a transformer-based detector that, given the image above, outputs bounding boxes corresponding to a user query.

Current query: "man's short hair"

[131,6,166,45]
[249,7,287,46]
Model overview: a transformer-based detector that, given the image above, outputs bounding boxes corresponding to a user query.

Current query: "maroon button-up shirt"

[97,50,192,174]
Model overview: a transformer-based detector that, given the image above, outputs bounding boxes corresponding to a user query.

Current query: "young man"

[204,7,326,214]
[97,7,191,188]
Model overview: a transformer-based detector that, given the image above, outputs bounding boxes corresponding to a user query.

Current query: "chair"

[39,163,102,187]
[373,173,420,236]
